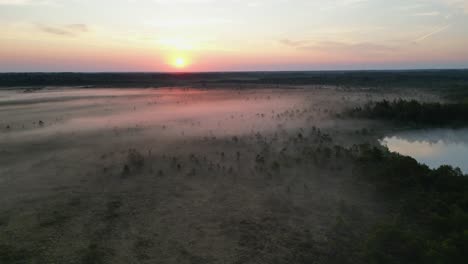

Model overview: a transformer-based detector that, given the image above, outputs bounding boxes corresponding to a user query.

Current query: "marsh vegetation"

[0,76,467,263]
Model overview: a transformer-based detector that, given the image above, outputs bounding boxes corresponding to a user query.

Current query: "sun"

[174,57,187,68]
[168,54,191,70]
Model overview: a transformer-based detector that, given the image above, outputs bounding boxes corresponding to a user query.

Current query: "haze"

[1,1,468,262]
[1,0,468,72]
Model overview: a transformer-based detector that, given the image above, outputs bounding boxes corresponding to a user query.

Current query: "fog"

[0,86,440,263]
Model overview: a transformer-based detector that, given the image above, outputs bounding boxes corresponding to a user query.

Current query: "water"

[381,129,468,173]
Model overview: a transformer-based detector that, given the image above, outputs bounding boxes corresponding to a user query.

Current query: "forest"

[349,99,468,126]
[350,145,467,264]
[1,70,468,89]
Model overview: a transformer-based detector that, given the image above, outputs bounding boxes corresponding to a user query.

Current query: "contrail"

[414,24,451,42]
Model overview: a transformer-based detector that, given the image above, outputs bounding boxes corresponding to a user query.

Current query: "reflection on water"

[381,129,468,173]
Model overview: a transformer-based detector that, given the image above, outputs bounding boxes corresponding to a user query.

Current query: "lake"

[381,128,468,174]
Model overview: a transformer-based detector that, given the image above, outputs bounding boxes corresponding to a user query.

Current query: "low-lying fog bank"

[1,86,464,264]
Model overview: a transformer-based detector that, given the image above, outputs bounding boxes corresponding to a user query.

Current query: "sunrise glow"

[0,0,467,71]
[174,57,187,69]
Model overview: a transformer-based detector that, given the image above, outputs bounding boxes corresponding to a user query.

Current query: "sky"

[1,0,468,72]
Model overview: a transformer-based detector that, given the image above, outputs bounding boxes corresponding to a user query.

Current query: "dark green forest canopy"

[352,145,468,264]
[348,99,468,126]
[1,70,468,90]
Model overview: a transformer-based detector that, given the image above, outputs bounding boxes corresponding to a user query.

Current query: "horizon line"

[1,68,468,74]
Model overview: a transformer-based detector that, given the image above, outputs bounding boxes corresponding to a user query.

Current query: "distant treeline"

[0,72,219,88]
[349,99,468,126]
[1,70,468,89]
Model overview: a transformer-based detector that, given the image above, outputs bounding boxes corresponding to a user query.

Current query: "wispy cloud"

[279,39,309,48]
[319,0,369,11]
[279,38,396,56]
[147,18,234,28]
[413,11,440,16]
[37,23,89,36]
[413,24,451,42]
[0,0,31,4]
[0,0,52,5]
[152,0,216,4]
[307,41,395,53]
[439,0,468,14]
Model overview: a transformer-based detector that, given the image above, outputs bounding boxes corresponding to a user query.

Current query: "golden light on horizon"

[173,56,188,69]
[166,51,192,70]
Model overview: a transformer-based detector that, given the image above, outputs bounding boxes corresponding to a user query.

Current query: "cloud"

[413,24,451,42]
[0,0,52,5]
[151,0,266,7]
[279,39,308,48]
[67,24,88,32]
[0,0,31,4]
[152,0,215,4]
[439,0,468,14]
[413,11,440,16]
[280,38,394,52]
[147,18,233,28]
[319,0,369,11]
[37,23,89,36]
[310,41,395,53]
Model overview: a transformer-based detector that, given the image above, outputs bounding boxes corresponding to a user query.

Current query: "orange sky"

[1,0,468,71]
